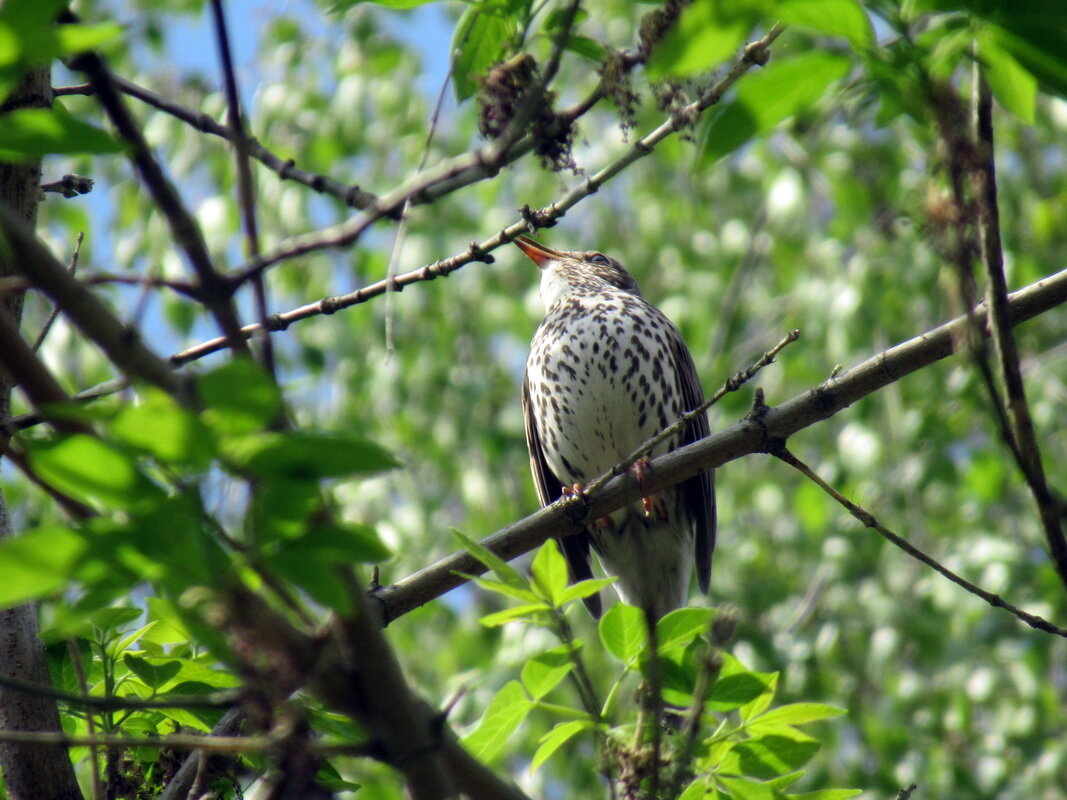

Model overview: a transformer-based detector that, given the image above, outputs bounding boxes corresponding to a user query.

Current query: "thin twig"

[66,640,104,800]
[66,37,250,357]
[210,0,274,376]
[0,665,240,711]
[228,25,785,288]
[971,67,1067,586]
[32,231,82,351]
[774,447,1067,637]
[370,267,1067,624]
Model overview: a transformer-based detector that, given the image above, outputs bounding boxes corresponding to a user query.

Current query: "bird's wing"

[673,333,716,594]
[522,372,602,617]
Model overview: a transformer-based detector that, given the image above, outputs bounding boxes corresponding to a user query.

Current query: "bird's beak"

[514,235,562,269]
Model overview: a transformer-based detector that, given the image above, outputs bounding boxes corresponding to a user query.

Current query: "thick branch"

[374,266,1067,624]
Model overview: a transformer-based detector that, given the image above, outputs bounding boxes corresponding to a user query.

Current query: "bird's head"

[515,235,641,309]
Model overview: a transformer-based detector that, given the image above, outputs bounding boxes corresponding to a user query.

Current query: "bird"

[517,235,715,621]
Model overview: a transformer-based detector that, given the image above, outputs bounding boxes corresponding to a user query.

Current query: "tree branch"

[373,266,1067,625]
[774,447,1067,637]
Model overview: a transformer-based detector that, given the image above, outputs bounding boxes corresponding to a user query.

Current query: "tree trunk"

[0,64,84,800]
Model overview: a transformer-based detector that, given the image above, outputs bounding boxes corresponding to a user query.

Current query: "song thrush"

[518,235,715,620]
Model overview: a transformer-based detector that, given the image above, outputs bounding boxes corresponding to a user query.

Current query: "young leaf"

[479,602,551,627]
[748,702,846,728]
[521,645,574,699]
[110,388,215,468]
[0,106,122,162]
[716,774,777,800]
[451,3,514,101]
[777,0,874,52]
[656,607,715,651]
[461,680,532,762]
[28,434,163,509]
[698,51,851,164]
[979,32,1036,124]
[531,719,592,771]
[598,603,646,663]
[453,529,528,590]
[222,431,399,480]
[647,0,760,79]
[469,575,539,603]
[0,526,87,607]
[123,654,182,690]
[530,539,569,605]
[728,731,821,780]
[198,359,282,434]
[710,653,776,712]
[558,576,616,605]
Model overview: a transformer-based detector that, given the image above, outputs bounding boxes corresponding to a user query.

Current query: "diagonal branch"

[65,38,250,357]
[230,25,785,285]
[972,70,1067,586]
[774,447,1067,637]
[372,266,1067,625]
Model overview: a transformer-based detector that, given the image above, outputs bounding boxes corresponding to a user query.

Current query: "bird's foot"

[562,483,612,530]
[631,456,669,520]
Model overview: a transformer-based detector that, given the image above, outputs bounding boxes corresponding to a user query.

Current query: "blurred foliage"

[0,0,1065,797]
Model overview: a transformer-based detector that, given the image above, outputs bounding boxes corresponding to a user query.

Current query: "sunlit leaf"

[28,435,163,509]
[748,702,846,727]
[777,0,874,51]
[656,607,714,651]
[451,2,514,101]
[531,719,592,770]
[461,680,532,762]
[0,526,86,607]
[123,654,182,689]
[521,644,574,698]
[110,389,215,467]
[647,0,762,79]
[222,431,398,479]
[698,51,851,163]
[599,603,646,663]
[198,359,282,434]
[0,106,122,161]
[530,538,568,605]
[453,530,528,590]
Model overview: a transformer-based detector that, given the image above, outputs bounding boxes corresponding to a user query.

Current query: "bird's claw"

[632,456,669,521]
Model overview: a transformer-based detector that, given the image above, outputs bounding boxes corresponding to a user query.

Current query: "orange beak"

[514,235,562,269]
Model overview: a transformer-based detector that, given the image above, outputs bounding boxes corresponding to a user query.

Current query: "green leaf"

[647,0,762,79]
[55,22,123,55]
[531,719,592,770]
[599,603,646,663]
[123,654,181,690]
[330,0,437,10]
[717,774,776,800]
[748,702,846,727]
[478,602,551,627]
[558,576,616,605]
[281,521,391,563]
[461,680,532,762]
[521,645,574,699]
[453,530,528,590]
[0,106,122,162]
[28,434,162,509]
[562,34,605,62]
[451,2,514,101]
[729,731,821,780]
[198,359,282,434]
[710,653,776,712]
[678,777,711,800]
[0,526,87,607]
[786,791,863,800]
[222,431,398,480]
[656,607,714,651]
[979,32,1036,123]
[110,389,215,468]
[776,0,874,51]
[698,51,851,164]
[469,575,539,603]
[530,539,568,605]
[144,597,194,646]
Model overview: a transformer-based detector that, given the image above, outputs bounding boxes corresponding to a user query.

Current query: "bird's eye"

[588,253,610,265]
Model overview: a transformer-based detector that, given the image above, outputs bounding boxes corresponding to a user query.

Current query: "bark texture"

[0,64,84,800]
